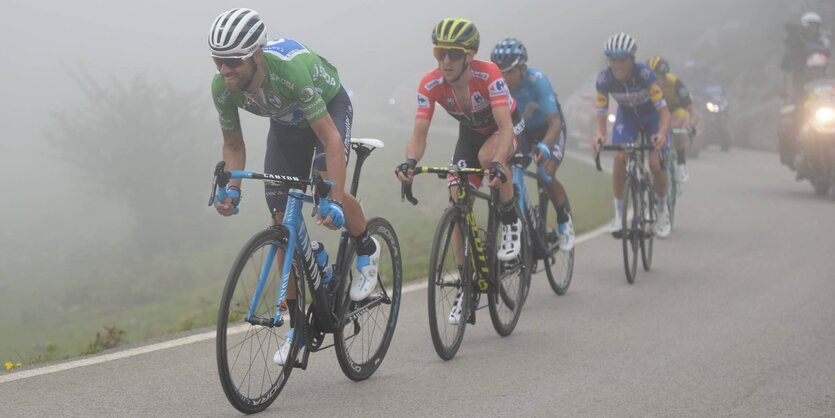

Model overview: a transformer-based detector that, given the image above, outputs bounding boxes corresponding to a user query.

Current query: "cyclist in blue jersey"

[591,33,672,238]
[490,38,575,251]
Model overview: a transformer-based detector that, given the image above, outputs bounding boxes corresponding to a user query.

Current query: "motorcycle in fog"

[694,83,732,154]
[787,79,835,196]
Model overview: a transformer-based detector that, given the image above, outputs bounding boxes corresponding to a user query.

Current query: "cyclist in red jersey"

[396,18,525,269]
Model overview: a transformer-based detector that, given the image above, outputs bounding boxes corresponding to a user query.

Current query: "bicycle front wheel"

[217,227,305,414]
[538,189,575,295]
[622,179,639,284]
[488,207,530,336]
[640,184,656,272]
[666,151,678,231]
[334,217,403,381]
[426,207,470,360]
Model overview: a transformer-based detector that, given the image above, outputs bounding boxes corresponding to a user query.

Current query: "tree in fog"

[46,72,219,249]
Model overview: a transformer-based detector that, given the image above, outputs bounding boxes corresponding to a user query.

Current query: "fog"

[0,0,824,357]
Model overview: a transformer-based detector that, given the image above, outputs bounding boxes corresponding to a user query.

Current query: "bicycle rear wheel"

[334,217,403,381]
[427,207,470,360]
[640,183,656,272]
[217,227,305,414]
[622,179,639,284]
[538,189,575,295]
[488,206,530,336]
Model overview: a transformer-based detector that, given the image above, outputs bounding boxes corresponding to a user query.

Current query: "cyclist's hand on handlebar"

[395,159,417,183]
[214,186,240,216]
[592,136,605,154]
[651,134,666,150]
[487,161,507,188]
[315,198,345,230]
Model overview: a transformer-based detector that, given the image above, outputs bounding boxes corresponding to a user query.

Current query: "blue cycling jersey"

[595,62,666,120]
[512,67,561,130]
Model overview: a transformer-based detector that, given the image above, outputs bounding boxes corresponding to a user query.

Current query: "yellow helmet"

[432,18,480,51]
[647,55,670,75]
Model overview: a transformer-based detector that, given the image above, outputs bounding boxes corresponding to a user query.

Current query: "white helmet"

[604,33,637,58]
[208,8,267,58]
[801,12,823,28]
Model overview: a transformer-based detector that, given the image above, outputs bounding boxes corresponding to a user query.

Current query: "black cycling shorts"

[264,86,353,214]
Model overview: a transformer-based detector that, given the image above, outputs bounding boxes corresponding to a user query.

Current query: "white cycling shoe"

[448,290,464,325]
[350,237,380,302]
[273,329,302,366]
[654,210,672,238]
[497,219,522,261]
[558,216,575,252]
[675,164,690,183]
[609,215,623,236]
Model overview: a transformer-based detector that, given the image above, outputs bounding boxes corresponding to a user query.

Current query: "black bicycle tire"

[217,228,304,414]
[641,185,656,272]
[622,179,639,284]
[488,204,529,337]
[334,217,403,381]
[540,190,575,295]
[427,207,469,360]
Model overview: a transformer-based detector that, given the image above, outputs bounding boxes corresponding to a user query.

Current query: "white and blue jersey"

[595,62,668,147]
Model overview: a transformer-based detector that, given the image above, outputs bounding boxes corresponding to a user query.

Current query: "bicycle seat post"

[348,138,384,197]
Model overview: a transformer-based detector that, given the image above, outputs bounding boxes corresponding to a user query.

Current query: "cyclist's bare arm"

[222,129,246,189]
[490,105,515,164]
[656,105,671,145]
[593,114,607,152]
[310,115,348,203]
[398,118,431,183]
[686,103,701,128]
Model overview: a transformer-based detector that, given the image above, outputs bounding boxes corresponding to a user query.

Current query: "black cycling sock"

[499,199,518,225]
[287,298,298,327]
[557,202,570,224]
[353,228,376,256]
[677,149,686,165]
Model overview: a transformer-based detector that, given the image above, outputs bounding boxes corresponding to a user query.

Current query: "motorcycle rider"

[780,12,832,166]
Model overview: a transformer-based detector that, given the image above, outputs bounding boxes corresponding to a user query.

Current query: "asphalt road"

[2,148,834,417]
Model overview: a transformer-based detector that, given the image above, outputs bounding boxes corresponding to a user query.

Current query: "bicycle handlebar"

[209,161,332,215]
[400,166,485,206]
[594,141,658,172]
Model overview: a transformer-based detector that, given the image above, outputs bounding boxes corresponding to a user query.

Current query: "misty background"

[0,0,824,360]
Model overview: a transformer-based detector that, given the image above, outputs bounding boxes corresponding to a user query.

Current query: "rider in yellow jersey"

[647,56,700,183]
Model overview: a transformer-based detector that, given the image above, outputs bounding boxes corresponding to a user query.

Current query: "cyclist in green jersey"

[207,8,379,364]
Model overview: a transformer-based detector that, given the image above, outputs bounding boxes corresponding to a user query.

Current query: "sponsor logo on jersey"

[472,92,486,109]
[417,93,430,108]
[446,97,455,108]
[264,38,309,61]
[595,92,608,109]
[489,79,508,97]
[649,84,664,103]
[424,77,443,91]
[267,92,284,109]
[270,74,295,90]
[611,89,652,107]
[678,86,689,98]
[472,71,489,80]
[312,63,337,87]
[299,86,316,104]
[640,67,652,81]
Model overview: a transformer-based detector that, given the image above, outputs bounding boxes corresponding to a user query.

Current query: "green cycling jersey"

[212,38,342,131]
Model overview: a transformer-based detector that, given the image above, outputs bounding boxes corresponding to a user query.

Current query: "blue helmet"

[604,33,637,59]
[491,38,528,72]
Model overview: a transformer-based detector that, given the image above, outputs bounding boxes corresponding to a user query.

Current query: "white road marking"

[1,152,611,384]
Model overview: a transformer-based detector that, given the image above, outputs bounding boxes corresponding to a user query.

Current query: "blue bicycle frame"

[218,170,332,330]
[512,143,553,220]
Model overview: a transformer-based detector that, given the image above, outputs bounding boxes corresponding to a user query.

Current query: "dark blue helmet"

[491,38,528,72]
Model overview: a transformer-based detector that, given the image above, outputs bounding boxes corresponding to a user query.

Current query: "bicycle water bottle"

[311,241,333,285]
